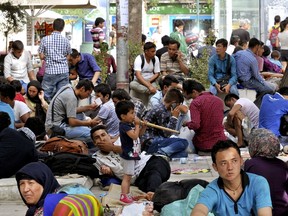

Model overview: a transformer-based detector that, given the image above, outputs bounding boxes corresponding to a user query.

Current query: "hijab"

[15,162,60,216]
[248,128,280,158]
[27,80,46,122]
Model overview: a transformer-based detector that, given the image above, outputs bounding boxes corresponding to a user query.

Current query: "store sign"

[147,3,212,15]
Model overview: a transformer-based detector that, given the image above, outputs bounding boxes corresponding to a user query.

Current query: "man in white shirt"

[130,42,160,105]
[4,40,36,92]
[224,93,260,147]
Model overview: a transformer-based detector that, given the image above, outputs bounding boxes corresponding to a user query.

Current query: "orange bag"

[40,136,88,154]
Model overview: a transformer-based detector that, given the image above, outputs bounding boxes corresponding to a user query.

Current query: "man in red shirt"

[182,80,226,153]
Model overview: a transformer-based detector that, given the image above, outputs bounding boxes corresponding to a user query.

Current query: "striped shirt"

[38,32,71,75]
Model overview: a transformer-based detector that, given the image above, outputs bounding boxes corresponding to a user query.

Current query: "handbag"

[215,54,231,90]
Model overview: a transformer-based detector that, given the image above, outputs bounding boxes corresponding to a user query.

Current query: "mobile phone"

[171,103,177,110]
[171,54,178,62]
[94,97,102,106]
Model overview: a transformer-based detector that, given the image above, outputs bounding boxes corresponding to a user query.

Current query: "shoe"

[120,193,134,204]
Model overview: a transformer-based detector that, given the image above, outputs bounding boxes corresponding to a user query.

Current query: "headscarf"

[27,80,46,122]
[15,162,60,216]
[248,128,280,158]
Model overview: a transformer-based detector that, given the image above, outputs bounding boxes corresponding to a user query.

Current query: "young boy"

[93,83,119,138]
[90,17,105,51]
[269,50,283,70]
[115,100,147,203]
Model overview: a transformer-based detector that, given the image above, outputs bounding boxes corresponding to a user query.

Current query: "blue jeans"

[42,73,69,102]
[240,78,275,94]
[147,137,188,158]
[60,123,93,148]
[209,84,239,96]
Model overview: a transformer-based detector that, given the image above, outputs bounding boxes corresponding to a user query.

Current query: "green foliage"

[189,30,217,89]
[189,49,210,88]
[128,41,142,81]
[0,1,26,51]
[93,51,108,83]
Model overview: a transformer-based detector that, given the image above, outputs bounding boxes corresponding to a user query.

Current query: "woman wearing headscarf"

[15,162,60,216]
[24,80,48,123]
[244,128,288,216]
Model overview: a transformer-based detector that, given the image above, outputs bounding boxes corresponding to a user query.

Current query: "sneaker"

[120,193,133,204]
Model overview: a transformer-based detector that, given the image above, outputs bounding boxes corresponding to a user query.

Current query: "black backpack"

[130,54,156,81]
[43,152,99,179]
[152,179,209,212]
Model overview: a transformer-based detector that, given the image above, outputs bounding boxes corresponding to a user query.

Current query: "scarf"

[248,128,280,158]
[15,162,60,216]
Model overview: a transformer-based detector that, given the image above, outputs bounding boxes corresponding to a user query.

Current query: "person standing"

[230,19,250,44]
[276,19,288,72]
[38,18,71,102]
[4,40,36,92]
[90,17,105,51]
[170,20,187,56]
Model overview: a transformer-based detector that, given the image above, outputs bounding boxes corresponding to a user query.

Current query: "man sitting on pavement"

[68,48,101,86]
[234,38,276,107]
[45,79,99,146]
[148,74,179,109]
[130,42,160,106]
[90,125,171,193]
[191,140,272,216]
[142,88,189,159]
[208,38,239,96]
[259,87,288,147]
[0,111,38,179]
[160,39,189,82]
[224,93,259,147]
[182,79,226,154]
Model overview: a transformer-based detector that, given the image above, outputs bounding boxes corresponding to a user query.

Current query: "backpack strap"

[140,54,156,74]
[51,86,71,122]
[226,54,231,76]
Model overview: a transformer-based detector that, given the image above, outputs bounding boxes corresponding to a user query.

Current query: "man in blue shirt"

[191,140,272,216]
[259,87,288,146]
[234,38,276,106]
[208,38,238,96]
[69,49,101,86]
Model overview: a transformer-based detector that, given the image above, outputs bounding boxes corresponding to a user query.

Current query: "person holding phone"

[160,39,189,83]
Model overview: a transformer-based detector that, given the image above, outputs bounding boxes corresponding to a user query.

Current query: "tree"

[0,1,26,52]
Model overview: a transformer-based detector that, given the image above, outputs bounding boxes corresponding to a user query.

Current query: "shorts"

[121,158,136,176]
[280,49,288,62]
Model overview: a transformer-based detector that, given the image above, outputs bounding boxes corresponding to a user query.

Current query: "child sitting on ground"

[269,50,283,71]
[115,100,147,204]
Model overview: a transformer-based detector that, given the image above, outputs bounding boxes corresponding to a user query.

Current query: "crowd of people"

[0,15,287,216]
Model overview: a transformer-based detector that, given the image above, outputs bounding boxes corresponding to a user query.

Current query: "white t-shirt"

[278,31,288,50]
[13,100,31,122]
[4,50,33,83]
[92,151,151,183]
[133,54,160,81]
[235,98,259,128]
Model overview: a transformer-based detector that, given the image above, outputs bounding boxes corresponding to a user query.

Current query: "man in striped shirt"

[38,18,71,102]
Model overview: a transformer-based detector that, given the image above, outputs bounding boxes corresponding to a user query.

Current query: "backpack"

[40,136,89,154]
[269,26,280,47]
[152,179,209,212]
[130,54,156,81]
[43,152,99,178]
